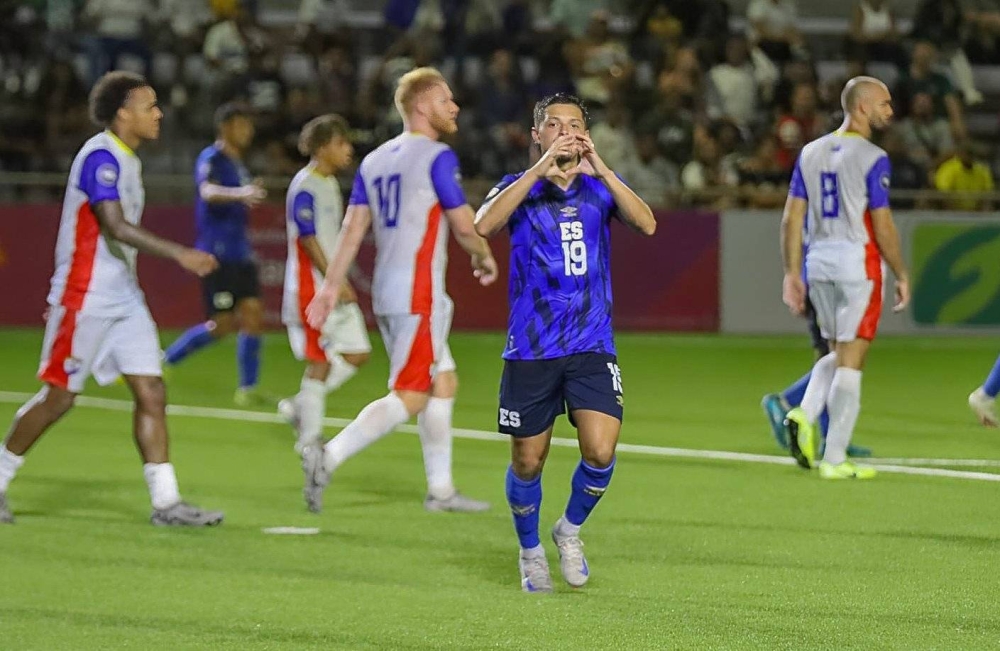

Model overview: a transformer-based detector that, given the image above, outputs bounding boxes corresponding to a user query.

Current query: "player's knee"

[511,456,544,481]
[135,377,167,415]
[510,442,546,479]
[582,448,615,469]
[42,386,75,418]
[432,371,458,398]
[208,316,234,337]
[343,352,370,368]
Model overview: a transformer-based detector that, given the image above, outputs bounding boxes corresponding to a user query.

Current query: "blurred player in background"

[163,103,268,406]
[781,76,909,479]
[0,72,223,526]
[302,67,497,514]
[279,114,372,453]
[475,94,656,593]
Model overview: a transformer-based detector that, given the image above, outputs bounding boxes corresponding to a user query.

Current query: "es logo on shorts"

[213,292,234,310]
[499,408,521,428]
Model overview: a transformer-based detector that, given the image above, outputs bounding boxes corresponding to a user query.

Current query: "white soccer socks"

[801,352,838,422]
[325,355,359,393]
[0,446,25,493]
[296,378,327,450]
[322,394,410,471]
[143,462,181,510]
[418,397,456,500]
[823,368,863,466]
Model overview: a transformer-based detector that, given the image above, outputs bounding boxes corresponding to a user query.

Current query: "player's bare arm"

[306,204,371,328]
[869,207,911,312]
[298,235,329,279]
[574,134,656,236]
[474,134,577,238]
[199,179,267,207]
[446,205,498,286]
[92,200,218,277]
[780,196,808,316]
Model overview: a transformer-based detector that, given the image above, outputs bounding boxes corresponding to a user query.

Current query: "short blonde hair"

[394,67,446,118]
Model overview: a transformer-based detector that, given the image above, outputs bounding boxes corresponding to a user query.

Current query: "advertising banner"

[0,205,719,332]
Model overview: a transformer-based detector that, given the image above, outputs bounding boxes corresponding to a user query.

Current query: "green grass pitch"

[1,328,1000,649]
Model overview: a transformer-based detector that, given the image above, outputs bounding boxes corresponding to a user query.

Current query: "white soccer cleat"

[301,444,331,513]
[969,387,999,427]
[423,492,490,513]
[518,549,553,593]
[552,525,590,587]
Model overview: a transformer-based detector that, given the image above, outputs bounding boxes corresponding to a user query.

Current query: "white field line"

[1,391,998,482]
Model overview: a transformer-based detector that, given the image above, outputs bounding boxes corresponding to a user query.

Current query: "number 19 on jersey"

[560,220,587,276]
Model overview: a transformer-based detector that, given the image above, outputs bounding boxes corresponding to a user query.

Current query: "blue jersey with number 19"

[481,173,621,361]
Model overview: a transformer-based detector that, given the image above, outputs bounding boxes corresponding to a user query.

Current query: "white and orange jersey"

[348,132,469,316]
[281,165,344,325]
[789,130,892,283]
[47,131,146,316]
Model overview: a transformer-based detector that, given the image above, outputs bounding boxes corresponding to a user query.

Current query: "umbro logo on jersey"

[560,206,578,217]
[880,174,890,189]
[831,145,842,152]
[298,208,314,221]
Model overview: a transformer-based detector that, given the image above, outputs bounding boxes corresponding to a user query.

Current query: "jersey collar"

[106,130,137,158]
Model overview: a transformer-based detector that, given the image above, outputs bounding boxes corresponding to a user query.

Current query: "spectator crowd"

[2,0,1000,209]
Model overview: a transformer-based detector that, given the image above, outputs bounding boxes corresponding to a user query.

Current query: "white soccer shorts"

[38,303,162,393]
[377,299,456,392]
[808,278,884,343]
[287,302,373,363]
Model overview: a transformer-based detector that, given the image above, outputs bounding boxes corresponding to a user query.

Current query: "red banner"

[0,205,718,332]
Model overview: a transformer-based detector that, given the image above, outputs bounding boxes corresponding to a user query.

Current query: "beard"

[430,114,458,135]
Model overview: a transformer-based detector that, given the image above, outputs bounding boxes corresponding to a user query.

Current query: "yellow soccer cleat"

[784,407,817,469]
[819,460,877,480]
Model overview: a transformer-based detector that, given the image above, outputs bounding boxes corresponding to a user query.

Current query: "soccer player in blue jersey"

[163,104,269,405]
[475,94,656,593]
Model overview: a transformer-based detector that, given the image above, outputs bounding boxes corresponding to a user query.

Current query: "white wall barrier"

[720,210,1000,335]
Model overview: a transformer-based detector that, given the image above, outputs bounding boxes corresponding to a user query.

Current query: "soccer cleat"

[518,549,553,593]
[424,492,491,513]
[552,525,589,587]
[785,407,817,469]
[818,460,877,480]
[301,444,330,513]
[969,387,999,427]
[760,393,790,449]
[150,501,224,526]
[0,493,13,524]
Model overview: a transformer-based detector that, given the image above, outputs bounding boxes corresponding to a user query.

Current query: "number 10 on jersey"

[560,220,587,276]
[373,174,401,227]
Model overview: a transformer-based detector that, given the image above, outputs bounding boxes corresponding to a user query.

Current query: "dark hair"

[298,114,350,156]
[88,71,150,127]
[214,102,252,131]
[532,93,589,128]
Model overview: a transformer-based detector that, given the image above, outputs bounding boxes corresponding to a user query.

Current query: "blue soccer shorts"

[497,352,623,437]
